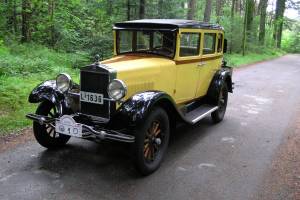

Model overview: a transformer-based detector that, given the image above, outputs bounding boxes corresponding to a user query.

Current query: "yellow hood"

[102,54,176,99]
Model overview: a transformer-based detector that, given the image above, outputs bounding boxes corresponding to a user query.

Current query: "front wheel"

[133,107,170,176]
[33,101,70,149]
[211,84,228,123]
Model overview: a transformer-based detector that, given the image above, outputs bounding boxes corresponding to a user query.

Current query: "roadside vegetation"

[0,0,299,135]
[0,43,285,135]
[0,43,88,134]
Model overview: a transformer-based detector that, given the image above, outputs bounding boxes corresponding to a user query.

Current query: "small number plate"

[80,91,103,105]
[55,115,82,137]
[55,122,83,137]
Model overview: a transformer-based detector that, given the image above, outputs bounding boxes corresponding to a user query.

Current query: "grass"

[0,43,88,135]
[0,44,285,135]
[225,48,285,67]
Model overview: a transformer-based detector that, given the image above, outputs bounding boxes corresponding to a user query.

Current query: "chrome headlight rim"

[107,79,127,101]
[56,73,72,93]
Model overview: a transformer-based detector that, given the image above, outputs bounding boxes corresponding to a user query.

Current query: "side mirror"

[223,39,228,53]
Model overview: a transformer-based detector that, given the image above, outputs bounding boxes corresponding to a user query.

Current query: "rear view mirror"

[223,39,227,53]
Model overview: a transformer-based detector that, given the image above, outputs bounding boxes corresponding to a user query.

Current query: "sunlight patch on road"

[198,163,216,169]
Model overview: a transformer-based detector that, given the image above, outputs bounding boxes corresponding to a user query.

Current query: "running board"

[184,104,218,124]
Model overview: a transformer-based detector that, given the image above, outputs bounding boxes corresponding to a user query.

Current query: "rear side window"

[203,33,216,55]
[217,33,223,53]
[179,33,200,57]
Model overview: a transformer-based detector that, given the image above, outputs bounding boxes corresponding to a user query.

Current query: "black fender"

[28,80,67,115]
[108,91,185,129]
[207,67,233,103]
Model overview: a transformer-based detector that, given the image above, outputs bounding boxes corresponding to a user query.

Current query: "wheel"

[33,101,70,149]
[211,84,228,123]
[133,107,170,175]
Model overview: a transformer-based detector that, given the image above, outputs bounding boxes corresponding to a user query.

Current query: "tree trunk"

[230,0,236,53]
[242,0,249,56]
[187,0,196,20]
[139,0,145,19]
[203,0,212,22]
[13,0,17,33]
[21,0,31,43]
[127,0,131,20]
[246,0,255,42]
[258,0,268,45]
[158,0,163,18]
[235,0,242,14]
[273,0,286,48]
[48,0,55,47]
[216,0,224,23]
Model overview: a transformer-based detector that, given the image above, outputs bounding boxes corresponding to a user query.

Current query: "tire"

[211,84,228,123]
[33,101,70,149]
[133,107,170,176]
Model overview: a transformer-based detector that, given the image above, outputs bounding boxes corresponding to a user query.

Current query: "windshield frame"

[115,29,177,59]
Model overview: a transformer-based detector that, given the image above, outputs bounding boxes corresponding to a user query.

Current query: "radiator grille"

[80,70,110,118]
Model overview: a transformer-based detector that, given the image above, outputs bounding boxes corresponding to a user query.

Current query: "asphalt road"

[1,55,300,200]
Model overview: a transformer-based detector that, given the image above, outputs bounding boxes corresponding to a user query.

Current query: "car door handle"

[197,62,206,67]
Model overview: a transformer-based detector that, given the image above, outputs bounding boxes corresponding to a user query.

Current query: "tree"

[21,0,31,43]
[216,0,224,23]
[187,0,196,20]
[139,0,145,19]
[127,0,131,20]
[242,0,255,55]
[273,0,286,48]
[230,0,236,53]
[203,0,212,22]
[258,0,268,45]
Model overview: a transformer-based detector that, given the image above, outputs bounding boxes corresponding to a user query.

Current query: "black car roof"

[114,19,224,30]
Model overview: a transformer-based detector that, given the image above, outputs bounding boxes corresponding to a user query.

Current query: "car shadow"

[35,117,216,180]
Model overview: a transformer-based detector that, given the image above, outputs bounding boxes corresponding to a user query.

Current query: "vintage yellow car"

[26,19,233,175]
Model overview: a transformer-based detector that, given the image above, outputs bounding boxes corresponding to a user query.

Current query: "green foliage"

[282,22,300,53]
[0,43,87,134]
[225,48,285,67]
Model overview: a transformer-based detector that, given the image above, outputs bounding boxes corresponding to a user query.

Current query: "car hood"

[101,54,175,73]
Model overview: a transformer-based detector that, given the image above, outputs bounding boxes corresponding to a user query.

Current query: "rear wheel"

[33,101,70,149]
[211,84,228,123]
[133,107,170,176]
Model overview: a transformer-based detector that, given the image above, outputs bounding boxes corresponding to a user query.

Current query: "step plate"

[185,104,218,124]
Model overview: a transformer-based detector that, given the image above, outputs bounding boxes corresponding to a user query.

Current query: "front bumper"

[26,113,135,143]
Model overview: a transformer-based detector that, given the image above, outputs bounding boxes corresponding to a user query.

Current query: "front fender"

[28,80,65,114]
[109,91,183,129]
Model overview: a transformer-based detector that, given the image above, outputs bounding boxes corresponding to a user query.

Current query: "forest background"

[0,0,299,134]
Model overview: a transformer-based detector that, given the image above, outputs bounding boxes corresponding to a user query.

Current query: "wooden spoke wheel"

[211,84,228,123]
[33,101,70,149]
[134,107,170,176]
[143,121,163,162]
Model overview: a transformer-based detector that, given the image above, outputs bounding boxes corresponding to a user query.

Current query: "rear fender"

[207,67,233,102]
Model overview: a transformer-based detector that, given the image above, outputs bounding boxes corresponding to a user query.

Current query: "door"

[174,32,201,103]
[196,32,221,97]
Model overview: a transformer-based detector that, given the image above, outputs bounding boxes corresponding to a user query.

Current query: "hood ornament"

[94,54,101,66]
[93,54,110,70]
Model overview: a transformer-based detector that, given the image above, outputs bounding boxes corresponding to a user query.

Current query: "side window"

[119,31,132,53]
[217,33,223,53]
[179,33,200,57]
[203,33,216,55]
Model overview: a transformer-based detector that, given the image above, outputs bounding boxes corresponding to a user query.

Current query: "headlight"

[56,73,72,93]
[107,79,127,100]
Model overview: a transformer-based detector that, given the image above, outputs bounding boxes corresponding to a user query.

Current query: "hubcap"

[143,121,163,162]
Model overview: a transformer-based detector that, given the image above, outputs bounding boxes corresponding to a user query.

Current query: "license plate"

[55,115,83,137]
[80,91,103,105]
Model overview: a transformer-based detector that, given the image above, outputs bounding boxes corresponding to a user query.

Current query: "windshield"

[116,30,176,58]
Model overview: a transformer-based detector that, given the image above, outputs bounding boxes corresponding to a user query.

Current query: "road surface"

[1,55,300,200]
